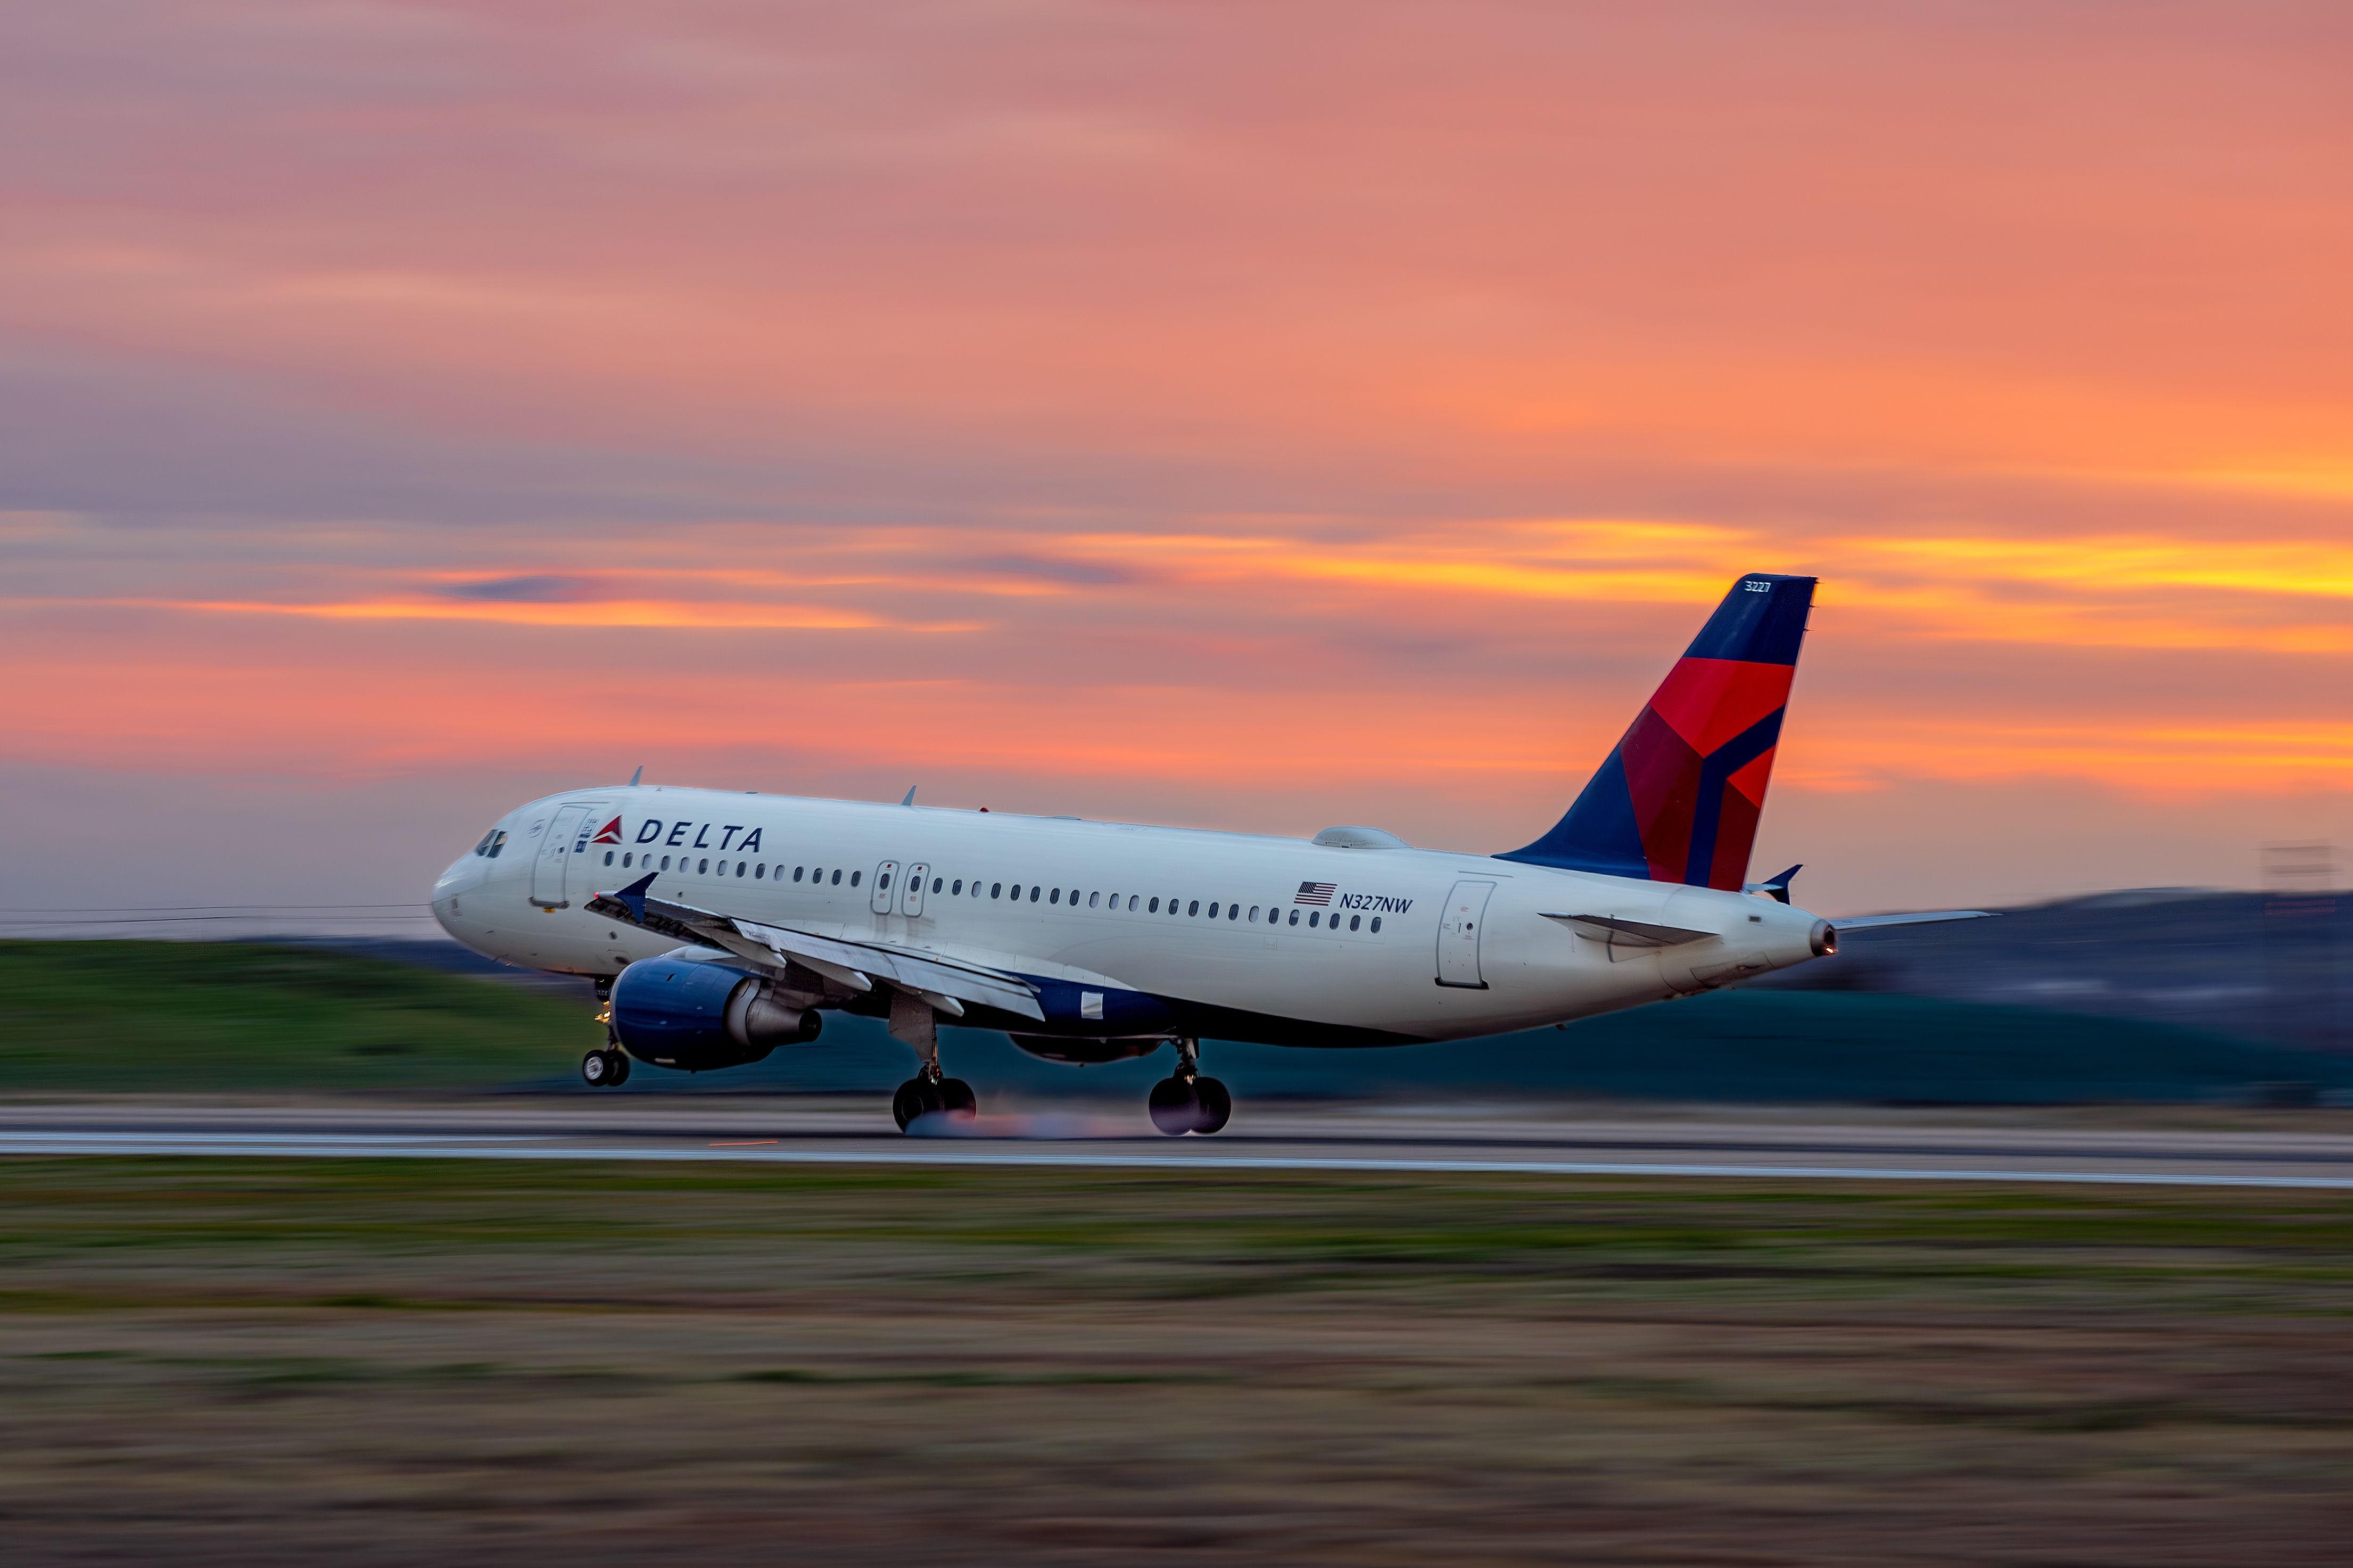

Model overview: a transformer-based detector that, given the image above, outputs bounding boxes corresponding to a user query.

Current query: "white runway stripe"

[6,1131,2353,1190]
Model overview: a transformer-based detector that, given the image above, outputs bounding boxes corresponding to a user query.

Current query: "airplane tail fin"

[1499,573,1815,890]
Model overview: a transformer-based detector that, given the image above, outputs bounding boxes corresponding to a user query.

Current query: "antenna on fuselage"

[628,765,644,787]
[901,785,917,806]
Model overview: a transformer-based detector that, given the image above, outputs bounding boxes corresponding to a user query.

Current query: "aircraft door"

[1435,879,1496,989]
[870,860,899,915]
[901,862,929,917]
[530,804,590,908]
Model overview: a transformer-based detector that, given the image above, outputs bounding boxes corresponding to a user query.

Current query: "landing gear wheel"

[937,1077,978,1119]
[605,1051,630,1086]
[1148,1075,1202,1136]
[581,1049,614,1088]
[1192,1076,1231,1135]
[891,1076,945,1132]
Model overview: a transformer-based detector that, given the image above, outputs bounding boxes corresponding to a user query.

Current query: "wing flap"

[586,876,1042,1021]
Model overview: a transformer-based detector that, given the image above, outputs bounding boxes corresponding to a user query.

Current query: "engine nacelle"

[610,956,822,1071]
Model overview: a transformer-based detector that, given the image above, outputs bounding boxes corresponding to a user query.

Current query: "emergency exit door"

[1435,880,1496,989]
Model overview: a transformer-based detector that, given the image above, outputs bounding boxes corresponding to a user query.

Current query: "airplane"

[431,573,1984,1133]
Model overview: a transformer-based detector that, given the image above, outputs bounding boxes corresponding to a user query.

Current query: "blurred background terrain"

[4,882,2343,1105]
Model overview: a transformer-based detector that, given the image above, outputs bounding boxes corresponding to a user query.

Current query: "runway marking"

[3,1133,2352,1190]
[710,1139,779,1146]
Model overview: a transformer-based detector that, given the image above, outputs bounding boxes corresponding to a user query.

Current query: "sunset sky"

[4,1,2349,930]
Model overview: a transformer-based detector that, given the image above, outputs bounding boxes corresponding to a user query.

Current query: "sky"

[3,0,2350,935]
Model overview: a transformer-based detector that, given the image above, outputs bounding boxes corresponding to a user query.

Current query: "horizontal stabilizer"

[1540,911,1716,948]
[1832,910,1994,931]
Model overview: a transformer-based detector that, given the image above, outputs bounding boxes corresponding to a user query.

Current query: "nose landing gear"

[580,1048,631,1088]
[1148,1038,1230,1136]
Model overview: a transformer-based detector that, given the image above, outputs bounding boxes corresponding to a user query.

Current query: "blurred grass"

[1,1160,2349,1564]
[0,940,597,1090]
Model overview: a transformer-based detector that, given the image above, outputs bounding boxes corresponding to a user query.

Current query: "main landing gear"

[891,1069,978,1132]
[581,1048,631,1088]
[888,991,977,1132]
[1148,1038,1230,1136]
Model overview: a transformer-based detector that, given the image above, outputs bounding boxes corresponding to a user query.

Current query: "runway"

[5,1100,2353,1188]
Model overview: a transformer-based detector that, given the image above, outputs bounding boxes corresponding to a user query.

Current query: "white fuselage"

[432,785,1830,1044]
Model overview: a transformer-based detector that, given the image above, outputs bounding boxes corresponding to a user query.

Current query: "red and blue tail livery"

[1500,573,1815,890]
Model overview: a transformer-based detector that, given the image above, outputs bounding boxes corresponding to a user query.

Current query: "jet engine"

[610,955,822,1071]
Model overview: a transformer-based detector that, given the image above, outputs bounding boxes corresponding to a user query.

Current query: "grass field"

[0,1159,2347,1564]
[0,941,597,1090]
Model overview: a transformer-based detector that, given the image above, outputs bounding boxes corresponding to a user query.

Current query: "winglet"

[1745,864,1802,905]
[628,765,643,786]
[901,785,917,806]
[612,872,656,925]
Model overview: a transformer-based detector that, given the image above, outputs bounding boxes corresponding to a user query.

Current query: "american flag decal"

[1294,881,1336,906]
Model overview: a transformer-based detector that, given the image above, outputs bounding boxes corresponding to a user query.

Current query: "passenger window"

[622,853,633,868]
[699,858,711,874]
[736,861,746,877]
[879,872,892,891]
[1050,887,1061,904]
[952,879,962,895]
[1191,901,1202,917]
[849,870,860,887]
[1149,898,1160,914]
[991,882,1002,899]
[604,851,614,866]
[1349,914,1361,931]
[1029,886,1041,902]
[660,856,671,870]
[1287,909,1299,926]
[1248,906,1259,922]
[755,864,765,879]
[1126,894,1138,911]
[1371,916,1382,932]
[932,877,943,894]
[1088,891,1099,908]
[1230,904,1241,920]
[830,869,841,885]
[793,866,804,882]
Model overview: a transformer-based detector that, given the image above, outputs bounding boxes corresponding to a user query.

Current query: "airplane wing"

[584,876,1045,1022]
[1831,910,1994,930]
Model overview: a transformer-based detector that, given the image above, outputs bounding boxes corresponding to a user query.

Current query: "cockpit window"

[474,828,508,858]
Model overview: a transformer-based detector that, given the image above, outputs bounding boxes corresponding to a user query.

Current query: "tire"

[606,1051,631,1087]
[581,1049,610,1088]
[1147,1076,1201,1136]
[891,1077,942,1132]
[937,1077,978,1118]
[1192,1076,1231,1135]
